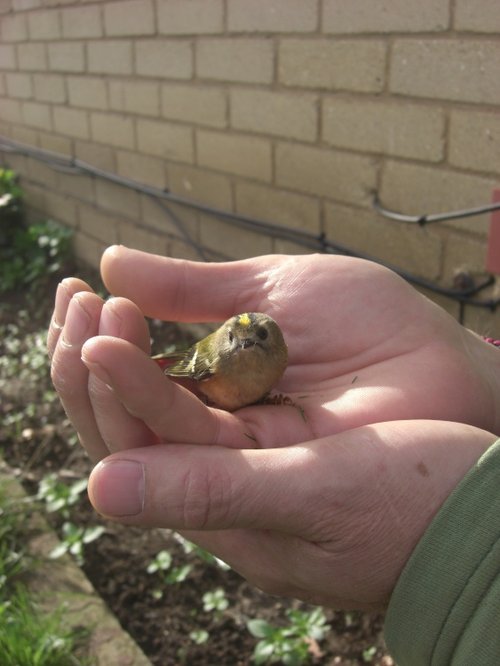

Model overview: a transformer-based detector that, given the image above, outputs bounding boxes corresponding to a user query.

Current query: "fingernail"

[90,460,145,517]
[100,299,122,337]
[54,280,71,328]
[62,296,90,347]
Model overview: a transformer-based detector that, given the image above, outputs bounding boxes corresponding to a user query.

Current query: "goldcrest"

[153,312,288,411]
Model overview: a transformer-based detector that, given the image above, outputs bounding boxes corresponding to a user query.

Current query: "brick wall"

[0,0,499,328]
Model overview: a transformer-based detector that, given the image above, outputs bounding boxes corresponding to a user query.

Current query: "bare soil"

[0,267,393,666]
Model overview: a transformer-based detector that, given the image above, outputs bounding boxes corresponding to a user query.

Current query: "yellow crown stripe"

[238,313,252,327]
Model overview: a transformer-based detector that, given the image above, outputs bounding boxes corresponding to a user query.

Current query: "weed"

[189,629,209,645]
[37,473,88,520]
[0,168,73,294]
[247,607,329,665]
[147,549,193,598]
[202,587,229,614]
[362,645,378,662]
[49,521,105,567]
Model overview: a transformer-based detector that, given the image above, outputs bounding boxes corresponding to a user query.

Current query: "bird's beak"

[240,338,256,349]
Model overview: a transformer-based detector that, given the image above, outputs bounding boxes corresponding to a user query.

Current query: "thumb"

[100,245,269,322]
[88,442,322,533]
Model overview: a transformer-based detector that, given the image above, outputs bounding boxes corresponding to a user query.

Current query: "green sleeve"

[384,438,500,666]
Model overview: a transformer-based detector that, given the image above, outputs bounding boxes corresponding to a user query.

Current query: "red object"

[486,189,500,274]
[152,356,173,371]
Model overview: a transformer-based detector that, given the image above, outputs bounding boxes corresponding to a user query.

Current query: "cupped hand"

[85,419,496,609]
[48,246,500,462]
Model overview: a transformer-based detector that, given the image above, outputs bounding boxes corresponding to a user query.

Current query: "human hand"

[84,418,496,610]
[48,248,499,608]
[48,246,500,462]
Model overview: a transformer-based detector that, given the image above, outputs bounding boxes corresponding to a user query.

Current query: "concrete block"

[322,0,449,32]
[104,0,155,36]
[197,129,272,181]
[276,142,376,205]
[158,0,223,34]
[279,38,385,92]
[322,97,445,161]
[137,118,194,162]
[197,37,274,84]
[228,0,318,32]
[161,83,227,128]
[135,39,192,79]
[231,88,317,142]
[390,38,500,105]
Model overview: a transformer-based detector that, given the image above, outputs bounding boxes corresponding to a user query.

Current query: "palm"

[219,254,491,445]
[102,250,494,449]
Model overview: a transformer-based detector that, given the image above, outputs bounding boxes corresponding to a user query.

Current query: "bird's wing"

[152,346,215,381]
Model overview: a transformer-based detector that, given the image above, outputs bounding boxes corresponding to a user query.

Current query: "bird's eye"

[228,330,234,343]
[256,326,268,340]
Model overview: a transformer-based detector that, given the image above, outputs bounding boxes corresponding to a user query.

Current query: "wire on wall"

[1,135,498,322]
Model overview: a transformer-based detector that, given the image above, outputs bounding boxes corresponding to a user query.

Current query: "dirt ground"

[0,267,393,666]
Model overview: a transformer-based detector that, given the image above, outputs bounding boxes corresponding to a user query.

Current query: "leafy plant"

[49,521,105,567]
[247,607,329,665]
[0,488,30,591]
[147,549,193,598]
[0,167,23,248]
[362,645,378,662]
[0,168,73,294]
[202,588,229,614]
[0,218,73,294]
[37,474,88,520]
[189,629,209,645]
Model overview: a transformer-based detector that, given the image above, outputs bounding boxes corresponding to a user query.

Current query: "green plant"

[0,485,87,665]
[362,645,378,662]
[0,167,24,248]
[0,589,87,666]
[202,587,229,614]
[49,521,105,567]
[146,549,192,598]
[0,489,29,591]
[189,629,209,645]
[38,474,88,520]
[0,324,58,441]
[247,607,329,665]
[0,168,73,293]
[0,218,73,294]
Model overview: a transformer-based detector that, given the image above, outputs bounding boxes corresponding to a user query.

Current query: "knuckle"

[179,458,234,531]
[180,465,212,530]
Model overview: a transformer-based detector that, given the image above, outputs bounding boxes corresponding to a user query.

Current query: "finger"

[100,244,272,322]
[51,291,107,462]
[87,420,495,532]
[88,442,319,532]
[47,277,94,358]
[81,335,252,448]
[88,297,158,452]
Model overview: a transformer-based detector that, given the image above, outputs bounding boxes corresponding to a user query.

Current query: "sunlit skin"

[48,246,500,609]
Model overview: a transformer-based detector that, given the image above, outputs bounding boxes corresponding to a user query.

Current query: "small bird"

[152,312,288,411]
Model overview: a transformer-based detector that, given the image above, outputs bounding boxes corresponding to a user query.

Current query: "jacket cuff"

[384,438,500,665]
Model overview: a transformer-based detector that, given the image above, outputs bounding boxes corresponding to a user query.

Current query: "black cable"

[373,193,500,226]
[1,135,498,318]
[150,196,209,262]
